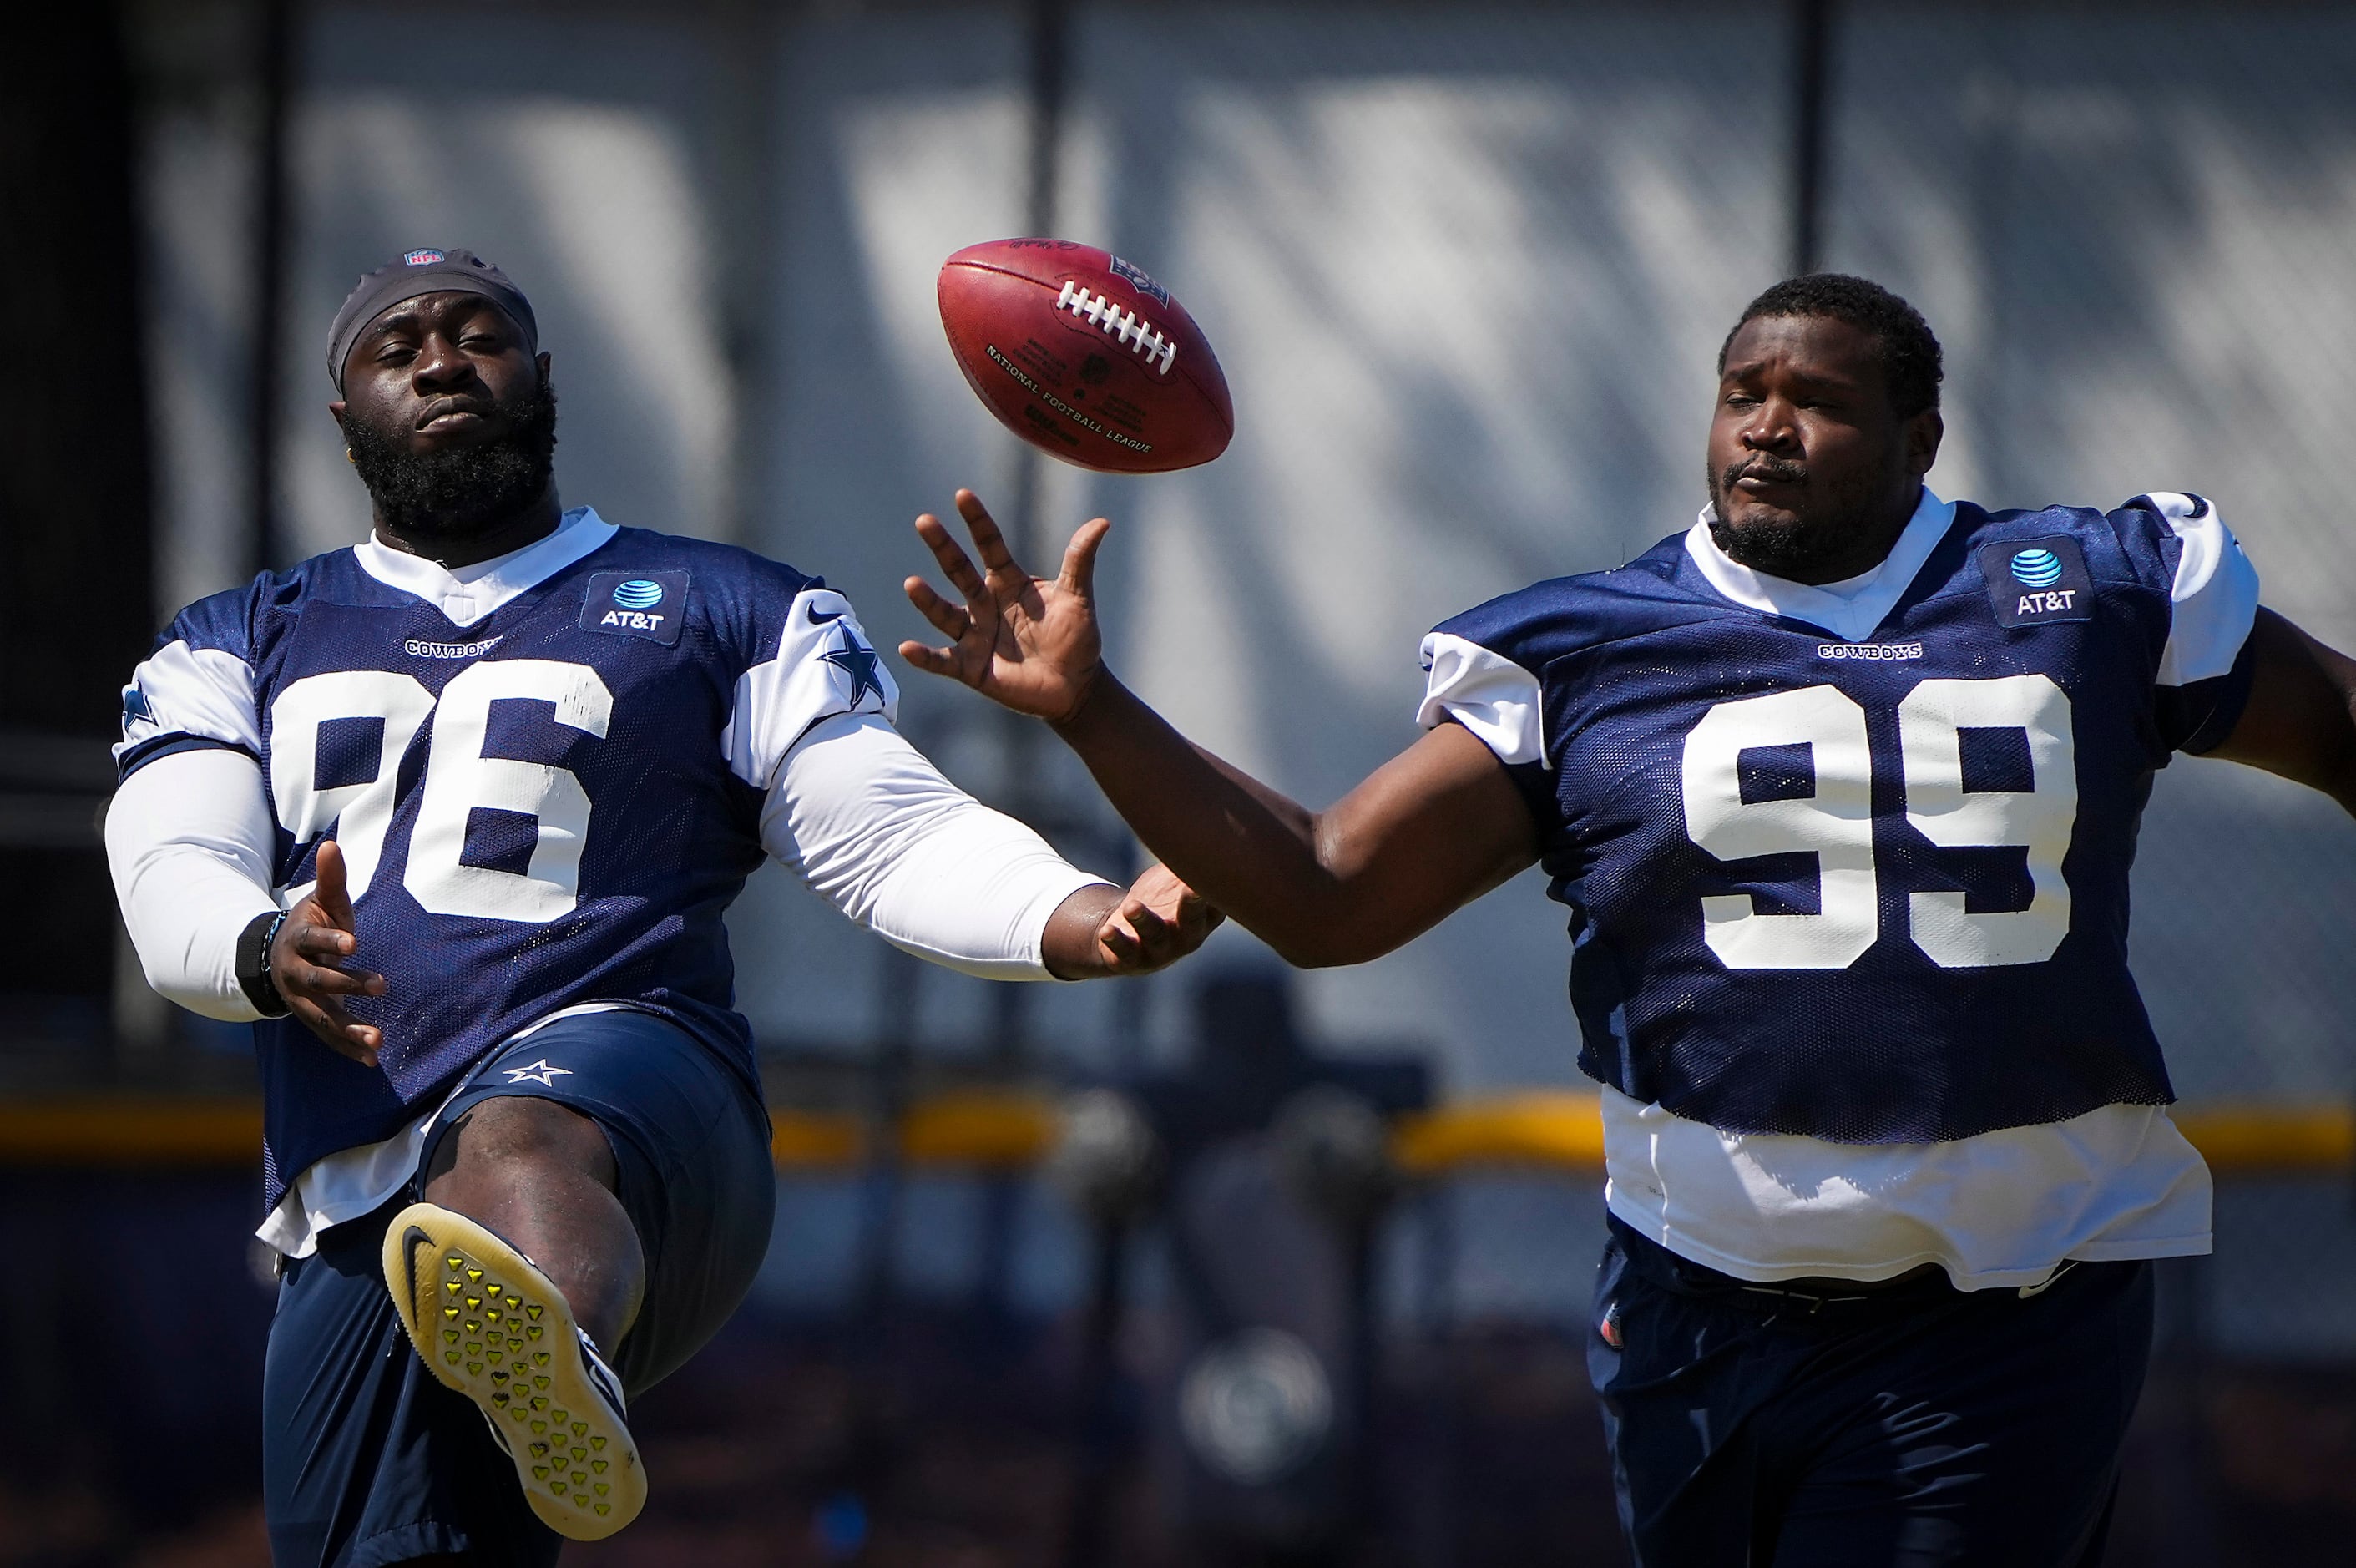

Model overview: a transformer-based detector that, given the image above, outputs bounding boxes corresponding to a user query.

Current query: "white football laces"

[1055,281,1180,375]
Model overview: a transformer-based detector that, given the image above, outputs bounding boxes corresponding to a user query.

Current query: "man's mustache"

[1723,458,1808,490]
[415,395,500,430]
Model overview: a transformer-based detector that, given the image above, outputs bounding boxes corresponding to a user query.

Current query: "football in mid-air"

[938,239,1233,473]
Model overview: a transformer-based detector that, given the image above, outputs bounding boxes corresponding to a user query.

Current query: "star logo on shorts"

[503,1060,573,1087]
[820,627,887,710]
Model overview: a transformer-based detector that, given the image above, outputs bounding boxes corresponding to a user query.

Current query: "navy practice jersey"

[116,509,897,1206]
[1418,490,2260,1144]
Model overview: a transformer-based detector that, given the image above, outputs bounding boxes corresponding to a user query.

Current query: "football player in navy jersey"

[904,274,2356,1564]
[105,247,1217,1565]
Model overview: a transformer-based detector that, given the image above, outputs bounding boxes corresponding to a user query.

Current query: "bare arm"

[2200,606,2356,815]
[899,491,1539,968]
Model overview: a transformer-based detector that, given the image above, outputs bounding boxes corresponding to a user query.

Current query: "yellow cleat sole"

[381,1201,646,1542]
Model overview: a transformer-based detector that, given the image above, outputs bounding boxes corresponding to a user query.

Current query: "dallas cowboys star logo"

[503,1060,573,1087]
[820,626,887,709]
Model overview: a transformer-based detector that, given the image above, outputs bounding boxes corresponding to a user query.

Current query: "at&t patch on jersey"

[1979,537,2093,628]
[582,571,689,645]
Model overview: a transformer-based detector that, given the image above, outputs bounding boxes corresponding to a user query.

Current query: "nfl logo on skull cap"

[402,248,447,266]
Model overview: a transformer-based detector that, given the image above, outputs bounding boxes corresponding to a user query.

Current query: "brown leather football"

[938,239,1233,473]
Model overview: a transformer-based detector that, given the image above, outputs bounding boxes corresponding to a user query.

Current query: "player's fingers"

[293,997,380,1066]
[284,957,385,999]
[316,838,356,929]
[913,513,992,604]
[1125,865,1222,954]
[897,640,968,683]
[1125,862,1196,919]
[1166,883,1223,941]
[295,988,369,1034]
[1120,900,1181,966]
[1096,913,1145,968]
[1185,903,1227,943]
[289,918,359,963]
[904,576,973,640]
[1060,518,1113,600]
[953,489,1024,579]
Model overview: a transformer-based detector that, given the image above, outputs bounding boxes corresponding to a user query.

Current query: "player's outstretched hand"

[901,489,1110,726]
[1095,862,1225,976]
[1042,863,1224,980]
[271,838,389,1067]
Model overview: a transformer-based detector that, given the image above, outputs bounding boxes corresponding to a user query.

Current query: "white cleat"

[382,1201,646,1540]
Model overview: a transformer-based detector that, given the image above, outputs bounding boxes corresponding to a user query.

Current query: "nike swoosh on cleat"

[399,1225,437,1318]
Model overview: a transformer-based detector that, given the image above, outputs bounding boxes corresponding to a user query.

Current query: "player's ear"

[1905,407,1944,478]
[536,351,552,387]
[328,400,347,430]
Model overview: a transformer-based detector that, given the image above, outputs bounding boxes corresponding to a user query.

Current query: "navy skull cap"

[325,246,538,391]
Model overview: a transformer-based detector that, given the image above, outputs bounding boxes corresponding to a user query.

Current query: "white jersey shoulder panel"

[1416,631,1546,766]
[2144,491,2259,687]
[724,589,900,790]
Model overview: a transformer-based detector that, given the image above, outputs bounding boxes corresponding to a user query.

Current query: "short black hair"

[1719,274,1943,417]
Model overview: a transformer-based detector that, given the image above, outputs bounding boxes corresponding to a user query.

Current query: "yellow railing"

[0,1092,2348,1176]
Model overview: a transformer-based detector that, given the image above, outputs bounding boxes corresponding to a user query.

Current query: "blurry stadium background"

[5,1,2355,1562]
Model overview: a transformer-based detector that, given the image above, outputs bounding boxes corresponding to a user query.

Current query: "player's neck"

[1746,488,1923,588]
[1769,523,1908,586]
[372,488,564,571]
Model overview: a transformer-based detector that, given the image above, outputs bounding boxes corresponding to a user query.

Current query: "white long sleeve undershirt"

[113,710,1112,1259]
[761,713,1105,978]
[106,747,281,1022]
[107,712,1109,1016]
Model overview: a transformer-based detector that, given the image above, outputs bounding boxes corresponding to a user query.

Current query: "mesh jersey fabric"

[114,510,892,1210]
[1423,493,2258,1145]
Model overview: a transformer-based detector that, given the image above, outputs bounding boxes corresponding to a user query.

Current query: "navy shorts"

[1589,1216,2153,1568]
[261,1012,776,1567]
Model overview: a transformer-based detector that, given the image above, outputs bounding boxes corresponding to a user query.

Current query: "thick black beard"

[346,378,559,543]
[1705,456,1892,579]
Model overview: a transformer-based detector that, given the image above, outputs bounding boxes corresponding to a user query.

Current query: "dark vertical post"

[0,2,157,1064]
[986,0,1072,1064]
[1061,1217,1129,1568]
[974,0,1074,1379]
[710,0,784,544]
[1789,0,1834,278]
[984,0,1072,1048]
[999,0,1069,578]
[1025,0,1070,241]
[250,0,294,574]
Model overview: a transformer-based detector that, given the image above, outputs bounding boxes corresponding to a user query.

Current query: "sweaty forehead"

[357,291,522,344]
[1721,313,1885,387]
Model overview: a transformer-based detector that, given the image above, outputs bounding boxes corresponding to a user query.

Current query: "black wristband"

[235,909,292,1019]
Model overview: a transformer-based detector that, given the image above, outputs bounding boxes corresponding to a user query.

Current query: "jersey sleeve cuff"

[2144,492,2261,688]
[1416,632,1546,763]
[115,732,259,783]
[2169,635,2259,756]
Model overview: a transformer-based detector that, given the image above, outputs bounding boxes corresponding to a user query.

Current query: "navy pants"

[1590,1217,2153,1567]
[262,1013,776,1567]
